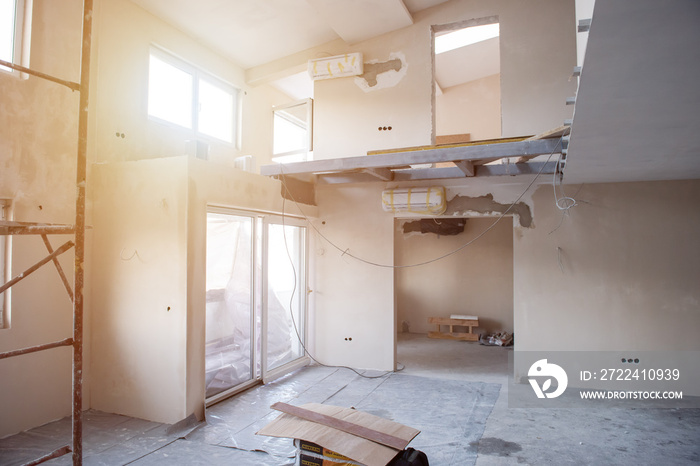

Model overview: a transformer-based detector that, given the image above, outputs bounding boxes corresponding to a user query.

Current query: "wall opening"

[395,216,513,339]
[433,18,502,144]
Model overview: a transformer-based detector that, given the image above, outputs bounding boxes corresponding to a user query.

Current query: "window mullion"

[192,71,200,136]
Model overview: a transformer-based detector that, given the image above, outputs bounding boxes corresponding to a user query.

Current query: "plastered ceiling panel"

[305,0,413,44]
[565,0,700,184]
[129,0,339,68]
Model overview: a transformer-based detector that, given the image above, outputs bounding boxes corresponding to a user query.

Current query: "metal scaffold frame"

[0,0,93,464]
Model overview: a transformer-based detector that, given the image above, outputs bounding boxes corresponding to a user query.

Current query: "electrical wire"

[279,190,400,379]
[549,154,584,235]
[273,136,563,379]
[278,135,563,269]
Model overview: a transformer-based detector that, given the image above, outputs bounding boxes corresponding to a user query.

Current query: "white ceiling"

[564,0,700,184]
[129,0,450,70]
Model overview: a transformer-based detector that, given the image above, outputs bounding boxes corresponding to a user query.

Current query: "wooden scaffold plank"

[0,241,74,295]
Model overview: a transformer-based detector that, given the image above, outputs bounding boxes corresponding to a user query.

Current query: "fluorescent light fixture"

[435,23,500,54]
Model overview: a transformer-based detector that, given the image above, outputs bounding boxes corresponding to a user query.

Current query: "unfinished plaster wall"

[312,174,540,371]
[289,0,575,159]
[313,184,395,371]
[436,74,501,141]
[396,217,513,335]
[514,180,700,354]
[90,158,189,424]
[0,0,85,438]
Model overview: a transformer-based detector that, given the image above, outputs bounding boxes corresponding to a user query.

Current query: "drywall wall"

[0,0,85,438]
[312,183,396,371]
[252,0,576,159]
[312,174,542,371]
[514,179,700,353]
[90,158,189,424]
[436,74,501,141]
[89,154,315,424]
[396,217,513,335]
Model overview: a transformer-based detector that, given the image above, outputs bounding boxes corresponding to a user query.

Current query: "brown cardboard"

[256,403,421,466]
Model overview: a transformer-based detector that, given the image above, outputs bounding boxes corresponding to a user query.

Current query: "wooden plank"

[0,241,74,295]
[367,135,530,156]
[74,2,94,462]
[22,445,72,466]
[0,220,75,236]
[0,59,80,91]
[524,125,570,141]
[428,331,479,342]
[271,402,409,451]
[0,338,73,360]
[436,133,471,145]
[428,317,479,326]
[42,235,74,302]
[261,139,559,178]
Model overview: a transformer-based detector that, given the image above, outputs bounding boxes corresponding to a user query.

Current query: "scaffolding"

[0,0,93,464]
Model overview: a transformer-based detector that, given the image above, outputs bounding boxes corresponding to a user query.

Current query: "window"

[0,0,31,76]
[0,199,12,329]
[148,48,238,144]
[272,99,313,163]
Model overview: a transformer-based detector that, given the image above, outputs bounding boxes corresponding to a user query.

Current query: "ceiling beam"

[316,161,557,184]
[260,138,560,178]
[454,160,475,176]
[361,167,394,181]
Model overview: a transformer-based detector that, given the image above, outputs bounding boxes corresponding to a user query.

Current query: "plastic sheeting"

[0,366,500,465]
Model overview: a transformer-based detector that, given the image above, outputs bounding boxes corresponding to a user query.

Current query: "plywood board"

[257,402,420,466]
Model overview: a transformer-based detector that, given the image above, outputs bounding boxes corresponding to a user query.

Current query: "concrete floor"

[397,333,700,465]
[1,334,699,465]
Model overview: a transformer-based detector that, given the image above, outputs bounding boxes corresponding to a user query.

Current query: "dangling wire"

[279,188,399,379]
[273,136,564,379]
[277,136,563,269]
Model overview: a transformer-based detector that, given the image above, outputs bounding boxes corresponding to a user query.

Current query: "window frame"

[147,46,239,146]
[0,0,32,78]
[272,98,313,164]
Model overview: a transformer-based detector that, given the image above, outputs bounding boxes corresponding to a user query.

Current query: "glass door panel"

[205,212,256,398]
[265,220,306,373]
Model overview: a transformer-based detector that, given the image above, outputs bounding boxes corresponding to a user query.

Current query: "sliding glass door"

[205,210,307,403]
[205,211,260,400]
[264,217,307,377]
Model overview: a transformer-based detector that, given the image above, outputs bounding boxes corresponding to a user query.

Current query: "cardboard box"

[297,439,363,465]
[257,402,420,466]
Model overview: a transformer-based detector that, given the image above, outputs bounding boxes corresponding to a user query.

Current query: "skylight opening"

[435,23,500,55]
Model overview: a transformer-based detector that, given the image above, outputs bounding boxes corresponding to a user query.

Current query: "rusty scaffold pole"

[73,0,93,464]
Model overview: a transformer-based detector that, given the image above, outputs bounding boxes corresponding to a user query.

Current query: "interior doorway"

[433,18,502,144]
[205,209,308,405]
[394,216,514,339]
